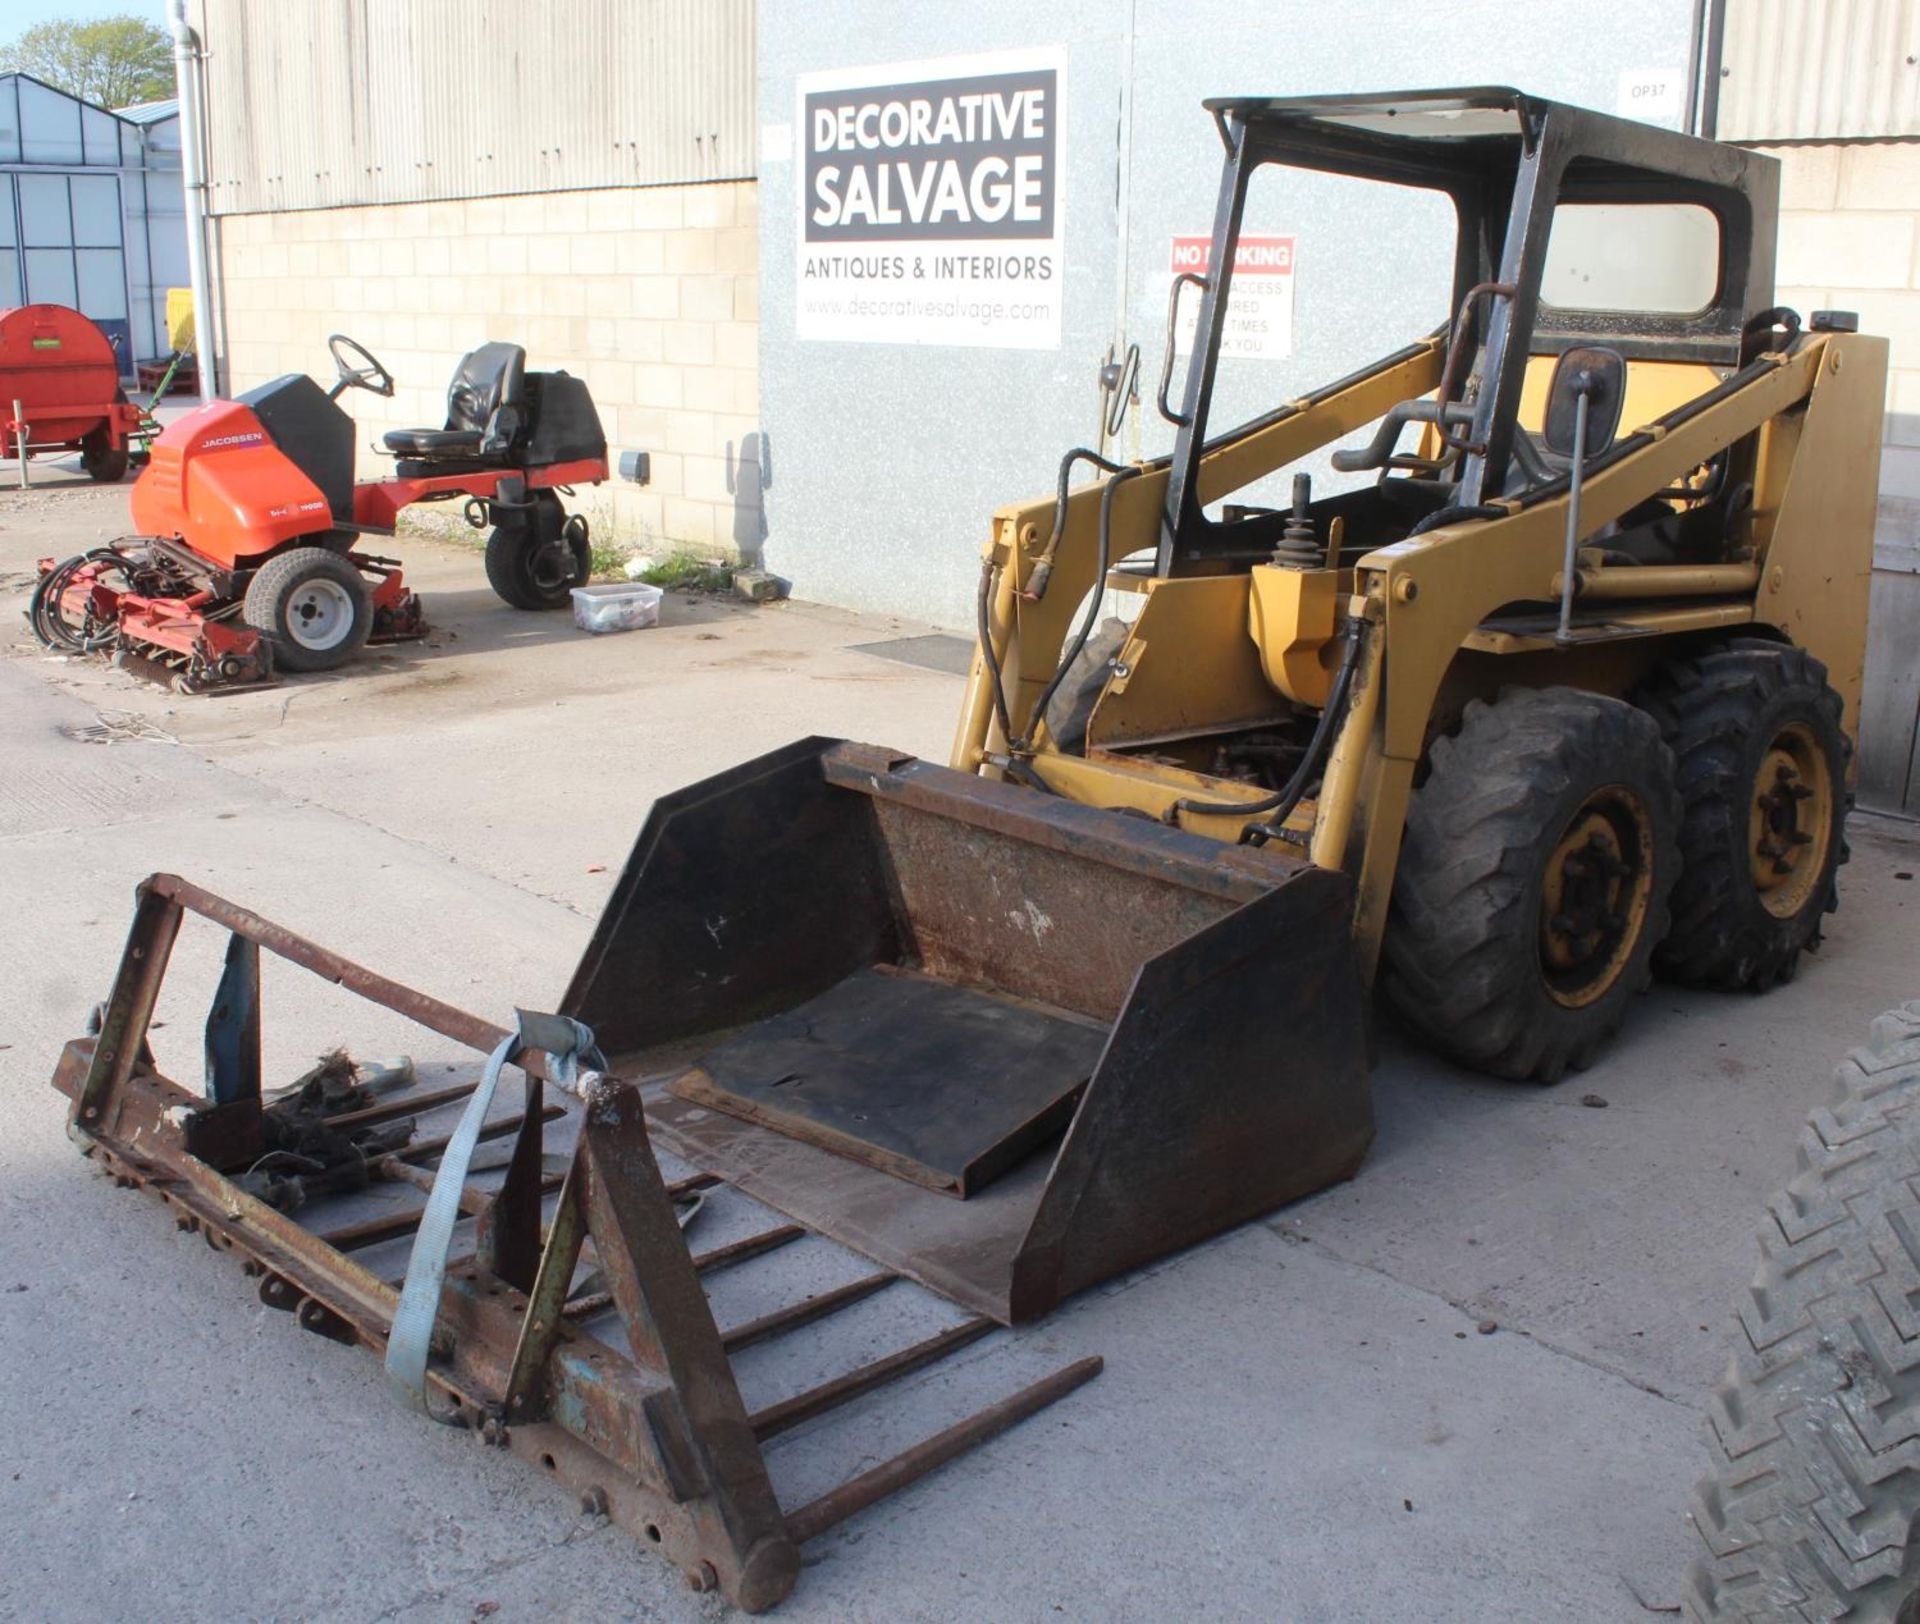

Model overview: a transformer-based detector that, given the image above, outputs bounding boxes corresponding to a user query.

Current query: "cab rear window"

[1541,202,1721,315]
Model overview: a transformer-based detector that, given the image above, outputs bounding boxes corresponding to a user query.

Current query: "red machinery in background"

[0,304,144,482]
[30,335,610,691]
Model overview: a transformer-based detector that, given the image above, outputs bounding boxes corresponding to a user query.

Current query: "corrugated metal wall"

[1718,0,1920,142]
[195,0,754,215]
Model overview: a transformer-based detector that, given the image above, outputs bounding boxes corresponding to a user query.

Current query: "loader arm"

[1323,328,1882,971]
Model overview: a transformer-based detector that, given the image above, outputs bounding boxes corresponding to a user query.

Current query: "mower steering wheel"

[326,333,395,399]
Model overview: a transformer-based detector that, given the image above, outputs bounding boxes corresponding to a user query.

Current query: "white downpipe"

[168,0,214,403]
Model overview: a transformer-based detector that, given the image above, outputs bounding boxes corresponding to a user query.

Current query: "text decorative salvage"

[809,79,1052,240]
[795,52,1066,349]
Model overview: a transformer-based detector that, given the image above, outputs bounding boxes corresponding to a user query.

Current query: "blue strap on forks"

[384,1008,602,1417]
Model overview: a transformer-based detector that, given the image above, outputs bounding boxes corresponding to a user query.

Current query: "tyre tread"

[240,545,372,672]
[1687,1003,1920,1621]
[1635,639,1851,992]
[1383,685,1680,1082]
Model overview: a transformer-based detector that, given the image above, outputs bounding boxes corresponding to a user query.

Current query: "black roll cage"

[1158,86,1780,573]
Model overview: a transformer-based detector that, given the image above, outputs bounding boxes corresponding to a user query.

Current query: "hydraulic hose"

[26,561,76,650]
[1023,445,1130,604]
[29,548,139,653]
[1101,342,1140,441]
[979,448,1140,759]
[1408,501,1508,537]
[1017,461,1143,752]
[1002,755,1058,796]
[976,558,1015,750]
[1163,614,1369,842]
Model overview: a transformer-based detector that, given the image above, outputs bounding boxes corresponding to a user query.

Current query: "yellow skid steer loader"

[53,89,1884,1609]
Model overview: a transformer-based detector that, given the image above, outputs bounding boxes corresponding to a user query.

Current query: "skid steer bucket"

[564,737,1375,1323]
[50,739,1369,1607]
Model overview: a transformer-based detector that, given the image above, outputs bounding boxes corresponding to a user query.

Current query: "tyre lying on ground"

[1687,1004,1920,1622]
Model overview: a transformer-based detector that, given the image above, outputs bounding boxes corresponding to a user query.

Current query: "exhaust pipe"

[168,0,214,403]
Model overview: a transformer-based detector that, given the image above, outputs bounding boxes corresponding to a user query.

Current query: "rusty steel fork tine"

[781,1356,1105,1544]
[319,1169,565,1252]
[398,1103,564,1166]
[719,1270,895,1353]
[749,1314,996,1442]
[562,1223,808,1319]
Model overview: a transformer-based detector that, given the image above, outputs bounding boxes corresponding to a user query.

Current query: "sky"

[0,1,169,46]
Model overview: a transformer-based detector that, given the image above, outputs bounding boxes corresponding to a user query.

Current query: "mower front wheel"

[243,547,373,673]
[485,493,589,611]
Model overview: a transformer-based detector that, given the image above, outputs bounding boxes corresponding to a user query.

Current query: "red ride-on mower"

[28,335,609,690]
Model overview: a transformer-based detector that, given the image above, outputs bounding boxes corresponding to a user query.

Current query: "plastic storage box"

[571,581,663,634]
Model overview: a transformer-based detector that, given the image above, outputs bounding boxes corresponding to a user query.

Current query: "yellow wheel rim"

[1748,721,1833,919]
[1539,786,1657,1010]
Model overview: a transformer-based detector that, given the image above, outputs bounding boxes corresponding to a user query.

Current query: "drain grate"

[58,710,178,746]
[845,633,975,676]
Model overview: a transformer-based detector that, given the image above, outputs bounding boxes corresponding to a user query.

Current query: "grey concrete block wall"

[215,183,760,556]
[757,0,1702,629]
[1765,142,1920,809]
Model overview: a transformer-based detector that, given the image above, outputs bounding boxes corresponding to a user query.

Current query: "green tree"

[1,15,174,110]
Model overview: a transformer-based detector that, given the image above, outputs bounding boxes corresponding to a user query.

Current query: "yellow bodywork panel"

[1084,574,1287,750]
[1039,748,1317,846]
[1517,352,1724,436]
[1247,564,1346,706]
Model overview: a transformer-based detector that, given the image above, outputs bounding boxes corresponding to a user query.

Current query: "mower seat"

[382,342,526,461]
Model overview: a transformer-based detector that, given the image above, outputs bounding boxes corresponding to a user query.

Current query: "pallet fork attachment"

[54,873,1101,1611]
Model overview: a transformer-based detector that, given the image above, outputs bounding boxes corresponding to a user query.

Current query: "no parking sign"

[1169,233,1296,361]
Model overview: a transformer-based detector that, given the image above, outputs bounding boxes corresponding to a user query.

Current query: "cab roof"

[1198,85,1773,202]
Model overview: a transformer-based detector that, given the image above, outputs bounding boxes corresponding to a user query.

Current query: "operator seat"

[382,342,526,461]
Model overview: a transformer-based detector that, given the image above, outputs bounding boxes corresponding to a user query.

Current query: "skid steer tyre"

[1043,617,1130,754]
[1635,640,1850,993]
[1685,1004,1920,1622]
[1382,686,1681,1083]
[485,492,588,610]
[242,547,372,673]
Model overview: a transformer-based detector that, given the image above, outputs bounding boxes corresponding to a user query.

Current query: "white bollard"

[12,399,26,489]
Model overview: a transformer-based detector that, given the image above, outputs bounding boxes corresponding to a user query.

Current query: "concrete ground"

[3,465,1919,1622]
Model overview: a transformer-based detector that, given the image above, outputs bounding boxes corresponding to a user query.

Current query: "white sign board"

[794,48,1067,349]
[1615,67,1687,131]
[1170,234,1296,361]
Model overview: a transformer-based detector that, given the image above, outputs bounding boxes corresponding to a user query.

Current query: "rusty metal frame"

[55,873,1101,1612]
